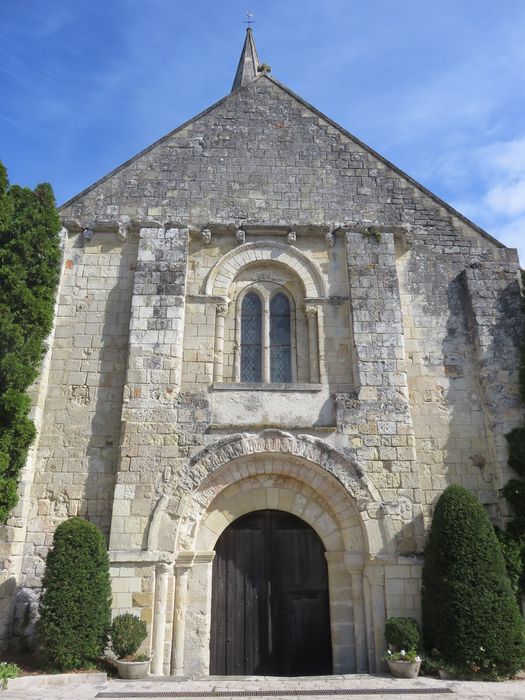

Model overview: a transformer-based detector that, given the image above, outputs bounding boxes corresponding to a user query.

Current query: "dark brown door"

[210,510,332,676]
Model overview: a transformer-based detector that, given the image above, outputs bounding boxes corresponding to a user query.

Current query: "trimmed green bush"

[38,518,111,670]
[110,614,147,659]
[422,485,525,678]
[495,527,524,599]
[0,161,61,522]
[384,617,420,652]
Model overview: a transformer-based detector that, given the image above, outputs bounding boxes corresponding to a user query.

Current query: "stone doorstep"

[5,671,107,689]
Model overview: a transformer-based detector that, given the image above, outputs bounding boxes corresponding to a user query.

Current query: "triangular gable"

[60,74,504,249]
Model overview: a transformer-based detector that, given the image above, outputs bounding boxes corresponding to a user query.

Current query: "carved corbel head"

[117,221,128,242]
[82,226,94,245]
[235,228,246,245]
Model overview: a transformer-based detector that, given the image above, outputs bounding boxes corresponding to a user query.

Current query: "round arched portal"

[148,433,390,678]
[173,453,382,678]
[210,509,332,676]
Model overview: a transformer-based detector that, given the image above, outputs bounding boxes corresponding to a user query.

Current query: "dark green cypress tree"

[0,161,61,521]
[422,485,525,678]
[38,518,112,669]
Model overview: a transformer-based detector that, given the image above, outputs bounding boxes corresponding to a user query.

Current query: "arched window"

[240,293,262,382]
[270,293,292,382]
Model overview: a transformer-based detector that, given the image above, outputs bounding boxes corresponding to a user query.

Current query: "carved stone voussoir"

[185,430,374,508]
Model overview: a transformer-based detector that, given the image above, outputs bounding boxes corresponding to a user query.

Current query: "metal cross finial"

[245,10,254,27]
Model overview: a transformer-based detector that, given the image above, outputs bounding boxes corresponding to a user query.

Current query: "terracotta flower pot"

[386,658,421,679]
[115,658,151,679]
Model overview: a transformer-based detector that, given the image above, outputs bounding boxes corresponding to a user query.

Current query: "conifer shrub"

[422,485,525,679]
[110,614,148,659]
[384,616,420,652]
[495,526,524,599]
[38,518,111,670]
[0,161,61,522]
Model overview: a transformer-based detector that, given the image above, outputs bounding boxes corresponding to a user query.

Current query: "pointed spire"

[231,28,260,92]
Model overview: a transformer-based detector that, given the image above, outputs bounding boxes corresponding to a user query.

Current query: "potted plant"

[0,662,21,690]
[110,613,150,679]
[383,617,422,679]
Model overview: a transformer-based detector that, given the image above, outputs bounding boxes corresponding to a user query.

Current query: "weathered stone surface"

[1,33,522,674]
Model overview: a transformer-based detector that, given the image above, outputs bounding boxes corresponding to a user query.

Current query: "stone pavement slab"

[1,674,524,700]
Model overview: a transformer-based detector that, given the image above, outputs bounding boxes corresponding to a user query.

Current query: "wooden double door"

[210,509,332,676]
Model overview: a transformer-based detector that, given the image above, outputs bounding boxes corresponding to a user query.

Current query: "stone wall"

[396,238,522,520]
[3,230,137,648]
[1,70,522,666]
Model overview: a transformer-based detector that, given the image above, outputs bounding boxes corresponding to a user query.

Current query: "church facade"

[1,30,523,675]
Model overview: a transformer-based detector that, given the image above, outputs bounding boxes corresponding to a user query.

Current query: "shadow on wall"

[441,268,522,520]
[83,235,138,537]
[0,576,17,651]
[391,508,425,557]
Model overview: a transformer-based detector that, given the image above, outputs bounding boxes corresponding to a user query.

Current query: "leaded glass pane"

[270,293,292,382]
[241,293,262,382]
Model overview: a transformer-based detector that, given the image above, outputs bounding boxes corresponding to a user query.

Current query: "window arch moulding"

[205,240,327,300]
[207,241,326,390]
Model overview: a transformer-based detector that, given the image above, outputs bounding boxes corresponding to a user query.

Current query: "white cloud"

[486,180,525,216]
[493,216,525,266]
[478,137,525,175]
[443,136,525,265]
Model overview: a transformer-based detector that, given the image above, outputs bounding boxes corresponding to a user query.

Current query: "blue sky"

[1,0,524,263]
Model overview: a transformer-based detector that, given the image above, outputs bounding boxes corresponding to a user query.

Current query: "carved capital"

[175,552,196,570]
[192,551,216,565]
[304,303,318,319]
[201,227,212,245]
[156,561,173,576]
[325,231,335,248]
[216,301,229,318]
[235,228,246,245]
[287,230,297,243]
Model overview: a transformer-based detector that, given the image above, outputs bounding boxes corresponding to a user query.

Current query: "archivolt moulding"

[181,430,381,511]
[205,240,327,298]
[147,430,393,557]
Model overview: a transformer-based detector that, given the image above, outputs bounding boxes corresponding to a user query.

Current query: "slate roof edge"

[60,73,505,251]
